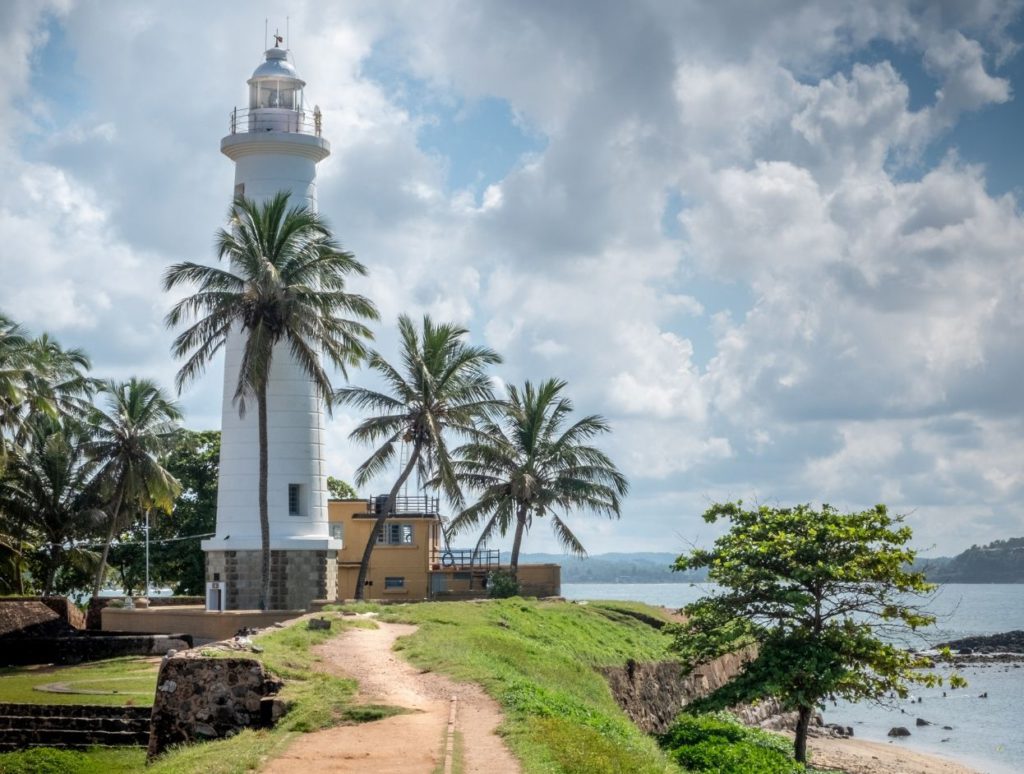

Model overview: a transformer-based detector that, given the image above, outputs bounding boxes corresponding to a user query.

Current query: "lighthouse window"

[288,484,301,516]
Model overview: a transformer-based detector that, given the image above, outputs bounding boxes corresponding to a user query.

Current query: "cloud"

[2,0,1022,557]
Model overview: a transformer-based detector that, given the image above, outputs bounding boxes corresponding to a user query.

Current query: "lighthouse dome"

[251,47,303,83]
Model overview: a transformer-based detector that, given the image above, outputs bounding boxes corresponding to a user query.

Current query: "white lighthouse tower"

[202,42,340,611]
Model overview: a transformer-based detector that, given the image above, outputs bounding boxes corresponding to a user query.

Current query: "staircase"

[0,703,151,750]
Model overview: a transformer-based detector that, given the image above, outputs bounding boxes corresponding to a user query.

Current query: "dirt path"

[262,616,520,774]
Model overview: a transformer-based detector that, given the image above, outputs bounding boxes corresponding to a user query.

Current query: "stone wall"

[1,632,193,667]
[87,596,205,629]
[0,703,151,752]
[0,599,74,639]
[147,652,284,759]
[206,549,337,610]
[602,646,758,735]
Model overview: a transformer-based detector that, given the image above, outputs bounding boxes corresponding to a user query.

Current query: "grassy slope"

[352,597,684,774]
[0,600,687,774]
[0,614,396,774]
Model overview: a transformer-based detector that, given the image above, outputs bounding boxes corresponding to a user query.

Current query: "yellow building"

[329,497,560,601]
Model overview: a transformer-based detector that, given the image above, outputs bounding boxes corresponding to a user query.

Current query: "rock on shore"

[937,630,1024,655]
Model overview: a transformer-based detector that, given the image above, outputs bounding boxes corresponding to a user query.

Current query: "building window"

[288,484,301,516]
[378,523,414,545]
[329,524,343,540]
[384,576,405,589]
[234,183,245,199]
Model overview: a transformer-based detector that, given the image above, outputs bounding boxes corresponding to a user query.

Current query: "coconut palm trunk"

[353,440,421,600]
[92,487,124,597]
[257,380,271,610]
[509,503,528,579]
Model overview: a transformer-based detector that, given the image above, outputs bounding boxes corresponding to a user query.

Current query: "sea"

[561,583,1023,774]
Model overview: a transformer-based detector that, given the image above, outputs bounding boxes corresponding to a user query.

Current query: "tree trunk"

[92,488,124,598]
[509,503,528,580]
[794,704,812,763]
[353,441,421,600]
[43,547,60,597]
[258,380,271,611]
[15,517,27,594]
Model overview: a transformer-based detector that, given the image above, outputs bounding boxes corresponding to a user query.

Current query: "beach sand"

[808,736,980,774]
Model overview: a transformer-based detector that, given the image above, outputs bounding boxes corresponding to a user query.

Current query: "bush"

[659,712,803,774]
[487,570,519,598]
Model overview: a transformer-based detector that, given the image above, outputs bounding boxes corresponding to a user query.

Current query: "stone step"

[0,729,149,749]
[0,715,148,732]
[0,702,152,720]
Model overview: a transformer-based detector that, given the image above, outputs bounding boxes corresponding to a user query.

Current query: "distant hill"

[511,552,708,583]
[923,537,1024,583]
[506,539,1023,585]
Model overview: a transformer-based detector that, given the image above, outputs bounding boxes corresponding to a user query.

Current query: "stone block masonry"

[206,549,338,610]
[147,652,284,759]
[0,704,152,751]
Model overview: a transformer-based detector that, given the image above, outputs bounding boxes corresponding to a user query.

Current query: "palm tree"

[0,416,104,595]
[88,378,182,597]
[447,378,628,578]
[336,314,501,600]
[0,313,31,471]
[164,192,378,609]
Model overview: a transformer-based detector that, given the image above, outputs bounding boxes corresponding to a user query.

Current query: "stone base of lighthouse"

[205,550,338,611]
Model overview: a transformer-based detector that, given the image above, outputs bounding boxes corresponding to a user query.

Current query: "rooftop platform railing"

[430,548,500,569]
[228,106,323,137]
[366,494,440,516]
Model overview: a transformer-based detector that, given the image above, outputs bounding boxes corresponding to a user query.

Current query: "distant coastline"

[522,536,1024,584]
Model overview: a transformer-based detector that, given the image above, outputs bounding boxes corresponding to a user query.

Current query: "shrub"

[487,570,519,598]
[659,712,803,774]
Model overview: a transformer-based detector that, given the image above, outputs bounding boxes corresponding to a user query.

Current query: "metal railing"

[228,106,323,137]
[429,547,500,569]
[367,494,440,516]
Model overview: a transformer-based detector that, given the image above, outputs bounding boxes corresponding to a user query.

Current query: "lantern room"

[249,46,304,111]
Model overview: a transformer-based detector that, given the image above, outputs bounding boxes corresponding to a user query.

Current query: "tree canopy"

[447,378,628,577]
[670,501,955,763]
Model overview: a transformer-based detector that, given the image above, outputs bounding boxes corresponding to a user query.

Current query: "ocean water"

[561,582,1024,774]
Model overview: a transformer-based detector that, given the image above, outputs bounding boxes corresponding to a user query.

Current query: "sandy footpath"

[261,616,520,773]
[807,735,982,774]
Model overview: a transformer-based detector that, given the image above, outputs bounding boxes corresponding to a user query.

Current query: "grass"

[147,613,399,772]
[0,747,146,774]
[330,597,683,774]
[0,657,159,706]
[0,613,400,774]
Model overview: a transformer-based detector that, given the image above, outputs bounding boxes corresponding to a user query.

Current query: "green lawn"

[0,657,159,706]
[331,597,684,774]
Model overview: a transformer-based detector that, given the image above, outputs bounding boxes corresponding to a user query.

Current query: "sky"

[0,1,1022,559]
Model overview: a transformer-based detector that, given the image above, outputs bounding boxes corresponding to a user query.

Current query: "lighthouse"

[202,42,340,611]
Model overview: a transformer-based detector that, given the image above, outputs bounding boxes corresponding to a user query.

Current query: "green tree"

[447,378,628,577]
[164,193,378,609]
[336,314,501,600]
[326,476,358,499]
[88,378,182,597]
[0,416,103,594]
[0,318,96,592]
[0,313,31,472]
[155,430,220,594]
[671,502,950,764]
